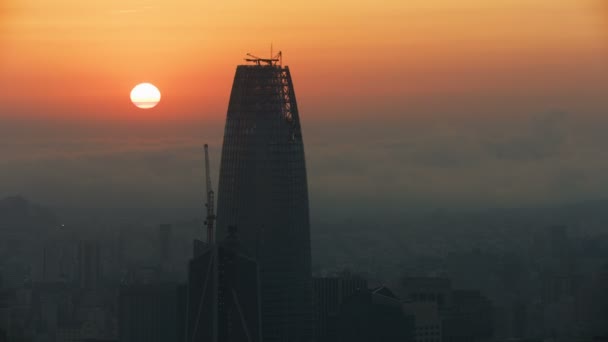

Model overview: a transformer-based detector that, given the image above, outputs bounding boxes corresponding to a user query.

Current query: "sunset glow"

[0,0,606,122]
[2,0,608,208]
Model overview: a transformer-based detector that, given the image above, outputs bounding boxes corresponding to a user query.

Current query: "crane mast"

[203,144,215,244]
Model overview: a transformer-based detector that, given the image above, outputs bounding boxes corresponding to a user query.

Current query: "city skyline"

[2,2,608,340]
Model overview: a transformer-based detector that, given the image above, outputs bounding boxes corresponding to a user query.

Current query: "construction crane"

[245,51,282,66]
[203,144,215,244]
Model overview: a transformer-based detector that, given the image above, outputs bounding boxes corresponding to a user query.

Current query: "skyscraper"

[77,240,101,290]
[336,287,415,342]
[216,54,313,342]
[313,276,368,342]
[186,227,261,342]
[158,224,172,263]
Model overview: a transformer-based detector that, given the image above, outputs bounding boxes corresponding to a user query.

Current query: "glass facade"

[216,64,312,342]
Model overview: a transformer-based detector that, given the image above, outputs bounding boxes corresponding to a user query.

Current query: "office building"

[186,227,261,342]
[215,54,313,342]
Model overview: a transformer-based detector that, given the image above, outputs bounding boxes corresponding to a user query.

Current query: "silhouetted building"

[0,290,14,341]
[77,241,101,290]
[186,227,261,342]
[56,322,82,342]
[399,278,493,342]
[442,290,493,342]
[399,277,452,310]
[336,286,414,342]
[403,301,442,342]
[42,240,74,283]
[312,276,367,342]
[176,283,188,342]
[0,288,30,341]
[496,300,527,339]
[33,282,73,337]
[541,274,583,304]
[532,226,575,275]
[158,224,172,263]
[118,283,178,342]
[215,56,313,342]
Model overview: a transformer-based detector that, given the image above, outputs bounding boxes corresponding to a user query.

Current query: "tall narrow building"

[216,54,313,342]
[77,240,101,290]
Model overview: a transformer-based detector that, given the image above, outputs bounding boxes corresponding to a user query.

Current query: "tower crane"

[203,144,216,244]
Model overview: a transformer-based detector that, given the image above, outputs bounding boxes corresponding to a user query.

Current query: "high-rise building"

[186,227,261,342]
[336,286,415,342]
[42,240,74,283]
[402,301,442,342]
[77,241,101,290]
[398,277,452,310]
[312,276,368,342]
[158,224,172,263]
[441,290,494,342]
[215,55,313,342]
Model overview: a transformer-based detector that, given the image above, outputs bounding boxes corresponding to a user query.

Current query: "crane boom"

[244,51,282,66]
[204,144,215,244]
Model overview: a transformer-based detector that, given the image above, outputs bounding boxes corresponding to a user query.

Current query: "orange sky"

[2,0,608,208]
[0,0,607,122]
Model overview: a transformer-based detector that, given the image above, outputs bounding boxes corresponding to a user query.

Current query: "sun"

[130,83,161,109]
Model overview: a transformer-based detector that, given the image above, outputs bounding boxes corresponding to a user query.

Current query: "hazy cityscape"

[2,1,608,342]
[2,56,608,341]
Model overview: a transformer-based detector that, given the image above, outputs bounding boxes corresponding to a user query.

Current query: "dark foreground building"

[215,55,313,342]
[442,290,493,342]
[186,228,261,342]
[312,276,368,342]
[337,286,414,342]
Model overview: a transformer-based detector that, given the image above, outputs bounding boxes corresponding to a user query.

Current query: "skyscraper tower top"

[216,54,313,342]
[244,51,283,66]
